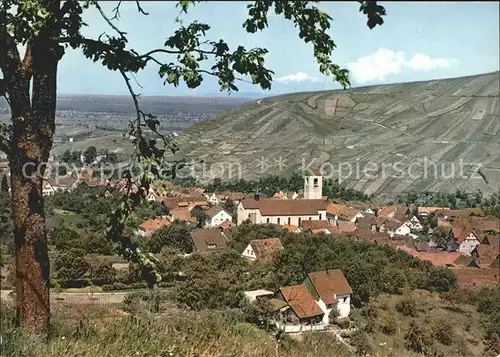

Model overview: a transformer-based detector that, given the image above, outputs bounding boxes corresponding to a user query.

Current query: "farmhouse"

[274,285,325,333]
[205,206,233,228]
[303,269,353,323]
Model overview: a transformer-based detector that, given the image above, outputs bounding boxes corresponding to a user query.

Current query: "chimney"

[254,190,260,201]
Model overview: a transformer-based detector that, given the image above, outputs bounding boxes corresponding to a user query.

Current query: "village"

[30,166,500,335]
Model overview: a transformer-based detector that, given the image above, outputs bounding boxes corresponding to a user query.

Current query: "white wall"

[459,234,481,256]
[241,243,257,260]
[337,294,351,319]
[208,210,232,227]
[237,202,327,226]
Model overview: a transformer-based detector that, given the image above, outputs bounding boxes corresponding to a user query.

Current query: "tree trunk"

[2,0,62,335]
[10,144,50,335]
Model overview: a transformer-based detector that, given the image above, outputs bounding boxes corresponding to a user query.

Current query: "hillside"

[175,72,500,200]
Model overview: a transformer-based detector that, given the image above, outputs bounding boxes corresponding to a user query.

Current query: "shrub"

[328,307,340,325]
[337,319,350,329]
[396,296,418,317]
[380,316,397,335]
[351,330,372,356]
[431,318,454,345]
[404,320,432,353]
[89,262,117,286]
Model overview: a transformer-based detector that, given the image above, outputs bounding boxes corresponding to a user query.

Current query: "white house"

[42,181,55,196]
[236,175,327,226]
[452,228,481,256]
[241,238,284,261]
[386,221,411,237]
[205,193,227,205]
[404,216,423,231]
[205,206,233,228]
[303,269,353,323]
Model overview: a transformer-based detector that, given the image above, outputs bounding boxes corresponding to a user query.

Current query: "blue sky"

[56,1,499,96]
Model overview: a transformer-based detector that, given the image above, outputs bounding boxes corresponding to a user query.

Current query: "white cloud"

[276,72,320,83]
[347,48,454,83]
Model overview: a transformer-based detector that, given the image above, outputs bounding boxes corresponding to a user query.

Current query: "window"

[309,217,312,220]
[277,217,281,224]
[319,214,322,220]
[266,217,270,223]
[313,178,318,187]
[343,297,347,303]
[298,218,301,225]
[288,217,291,225]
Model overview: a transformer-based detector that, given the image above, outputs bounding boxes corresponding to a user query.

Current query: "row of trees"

[61,147,119,166]
[203,173,369,201]
[397,190,500,218]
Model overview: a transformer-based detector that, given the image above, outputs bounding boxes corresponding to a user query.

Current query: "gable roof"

[378,204,408,219]
[472,245,500,268]
[241,198,327,216]
[190,229,228,252]
[279,285,324,319]
[452,227,479,244]
[171,207,196,223]
[139,217,171,233]
[328,221,357,235]
[326,203,359,220]
[249,238,284,260]
[205,206,226,219]
[307,269,353,305]
[299,220,331,231]
[418,206,450,215]
[405,250,467,267]
[217,220,235,230]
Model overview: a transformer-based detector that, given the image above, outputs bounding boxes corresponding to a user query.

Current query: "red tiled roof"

[451,267,499,289]
[418,206,450,215]
[401,248,466,267]
[307,269,353,305]
[299,220,331,230]
[326,203,358,220]
[249,238,284,260]
[241,198,327,216]
[217,220,234,229]
[171,207,196,222]
[279,285,324,319]
[139,217,171,233]
[472,245,499,268]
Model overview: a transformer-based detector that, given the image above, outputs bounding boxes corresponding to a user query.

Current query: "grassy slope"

[175,72,500,199]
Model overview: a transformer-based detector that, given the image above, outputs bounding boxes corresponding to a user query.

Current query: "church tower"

[303,174,323,200]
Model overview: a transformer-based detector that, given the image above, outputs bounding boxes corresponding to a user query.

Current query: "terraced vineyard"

[174,72,500,200]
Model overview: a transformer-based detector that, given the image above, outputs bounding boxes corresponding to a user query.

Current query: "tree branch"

[94,1,127,41]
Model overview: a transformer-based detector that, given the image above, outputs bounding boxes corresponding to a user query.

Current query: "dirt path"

[1,290,132,305]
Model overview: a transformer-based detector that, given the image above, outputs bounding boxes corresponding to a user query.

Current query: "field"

[175,72,500,200]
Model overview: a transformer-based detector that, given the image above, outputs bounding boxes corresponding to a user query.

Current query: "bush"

[89,262,117,286]
[122,290,168,314]
[396,296,418,317]
[351,330,372,356]
[404,320,432,353]
[431,318,454,345]
[380,316,397,335]
[337,319,350,329]
[328,307,340,325]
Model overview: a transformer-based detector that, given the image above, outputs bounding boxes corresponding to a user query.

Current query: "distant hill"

[175,72,500,200]
[0,94,250,116]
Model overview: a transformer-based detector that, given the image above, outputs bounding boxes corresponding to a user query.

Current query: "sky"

[54,1,499,97]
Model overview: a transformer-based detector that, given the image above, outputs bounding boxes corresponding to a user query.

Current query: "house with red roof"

[241,238,284,261]
[274,285,325,333]
[137,217,171,237]
[303,269,353,323]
